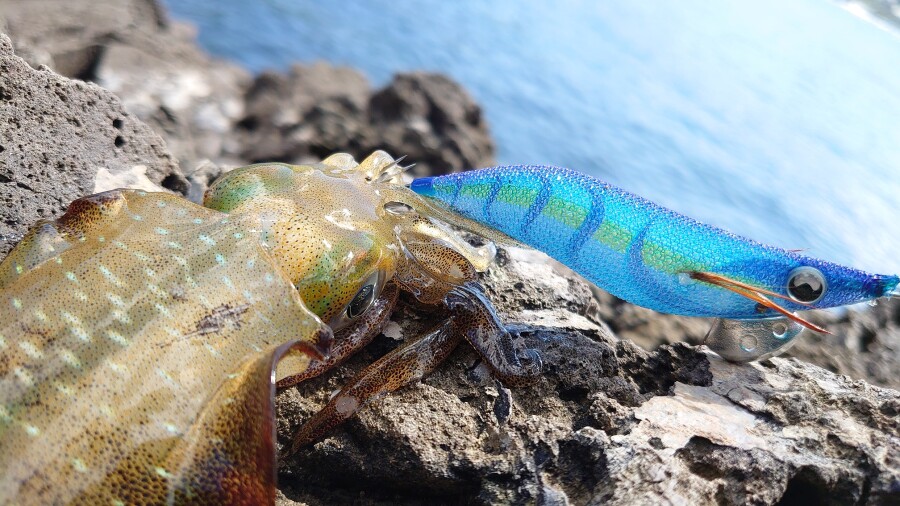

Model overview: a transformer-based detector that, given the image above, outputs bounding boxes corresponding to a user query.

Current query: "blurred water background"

[164,0,900,275]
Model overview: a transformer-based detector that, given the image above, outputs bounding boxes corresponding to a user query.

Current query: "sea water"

[164,0,900,274]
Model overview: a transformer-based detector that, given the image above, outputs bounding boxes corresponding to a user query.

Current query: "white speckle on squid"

[100,404,115,419]
[246,258,256,269]
[167,241,184,250]
[23,424,40,437]
[112,310,132,325]
[72,459,89,473]
[60,350,82,369]
[15,263,23,274]
[264,273,274,284]
[156,368,178,387]
[54,257,62,265]
[147,283,167,299]
[221,275,234,290]
[233,232,243,239]
[157,200,167,208]
[164,423,180,434]
[113,241,128,250]
[106,293,125,307]
[204,343,221,357]
[334,395,360,416]
[0,405,12,423]
[153,302,172,318]
[107,360,127,375]
[70,326,91,342]
[11,298,22,310]
[199,234,216,247]
[13,367,33,386]
[65,271,78,283]
[193,218,203,225]
[215,253,226,266]
[155,227,169,235]
[105,330,131,347]
[32,309,48,322]
[131,214,142,221]
[74,291,88,302]
[18,340,42,360]
[165,326,180,338]
[154,467,171,478]
[0,333,6,349]
[172,255,187,266]
[98,264,124,287]
[322,239,333,250]
[61,311,82,326]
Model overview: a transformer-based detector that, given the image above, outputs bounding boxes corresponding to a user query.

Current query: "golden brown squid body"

[0,152,538,504]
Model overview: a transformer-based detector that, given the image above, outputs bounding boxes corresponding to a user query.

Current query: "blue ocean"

[164,0,900,275]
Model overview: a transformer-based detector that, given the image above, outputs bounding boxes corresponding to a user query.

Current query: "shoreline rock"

[0,33,184,257]
[1,0,495,188]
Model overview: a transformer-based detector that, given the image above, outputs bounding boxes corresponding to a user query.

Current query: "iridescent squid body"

[0,152,537,504]
[1,154,896,504]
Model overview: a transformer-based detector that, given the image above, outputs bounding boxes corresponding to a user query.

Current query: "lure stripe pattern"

[411,165,899,319]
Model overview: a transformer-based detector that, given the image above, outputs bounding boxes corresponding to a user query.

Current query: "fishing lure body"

[411,165,898,359]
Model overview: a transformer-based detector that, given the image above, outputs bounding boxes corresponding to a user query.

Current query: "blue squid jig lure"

[411,165,898,361]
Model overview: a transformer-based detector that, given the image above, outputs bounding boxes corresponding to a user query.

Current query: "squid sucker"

[1,153,895,504]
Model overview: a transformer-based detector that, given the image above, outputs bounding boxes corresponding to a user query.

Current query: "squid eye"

[347,283,376,318]
[787,267,826,303]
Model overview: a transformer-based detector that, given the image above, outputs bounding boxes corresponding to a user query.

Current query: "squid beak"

[687,271,830,334]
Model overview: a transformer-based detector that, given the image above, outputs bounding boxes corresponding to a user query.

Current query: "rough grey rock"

[0,33,184,257]
[239,63,372,164]
[0,0,252,176]
[0,0,165,79]
[367,72,495,178]
[238,67,495,178]
[276,248,900,505]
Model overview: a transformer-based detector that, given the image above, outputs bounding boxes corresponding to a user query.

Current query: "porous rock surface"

[276,248,900,505]
[0,33,184,257]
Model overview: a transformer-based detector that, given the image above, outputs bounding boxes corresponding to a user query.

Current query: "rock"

[238,63,372,164]
[0,0,251,175]
[0,33,184,257]
[238,67,495,178]
[2,0,494,193]
[367,73,495,177]
[276,247,900,505]
[0,0,165,79]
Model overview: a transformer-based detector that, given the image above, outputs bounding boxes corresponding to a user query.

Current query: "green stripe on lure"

[411,165,899,362]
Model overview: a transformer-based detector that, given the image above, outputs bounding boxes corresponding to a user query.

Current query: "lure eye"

[347,282,376,318]
[787,267,826,303]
